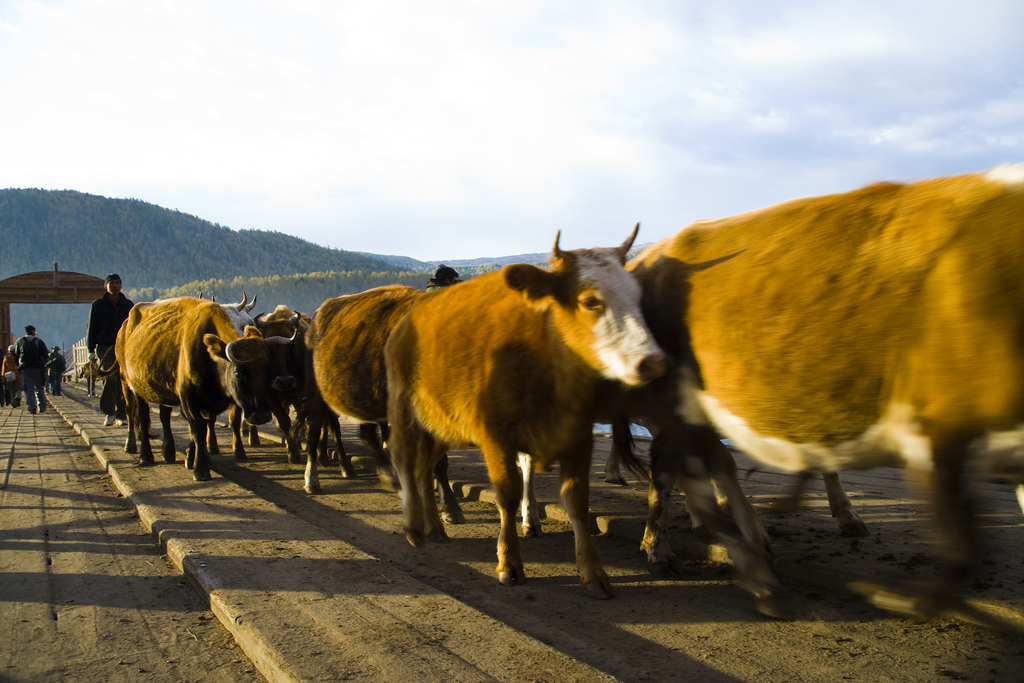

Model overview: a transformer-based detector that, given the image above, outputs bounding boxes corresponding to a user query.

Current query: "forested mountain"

[1,188,432,350]
[0,189,400,286]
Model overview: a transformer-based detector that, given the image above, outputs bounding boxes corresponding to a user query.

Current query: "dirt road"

[7,383,1024,682]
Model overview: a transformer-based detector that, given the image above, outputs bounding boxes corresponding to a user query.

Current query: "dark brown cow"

[622,165,1024,616]
[229,305,309,462]
[116,297,275,481]
[303,285,463,522]
[385,228,667,599]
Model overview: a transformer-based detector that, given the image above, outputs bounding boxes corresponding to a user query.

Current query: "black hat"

[24,325,35,334]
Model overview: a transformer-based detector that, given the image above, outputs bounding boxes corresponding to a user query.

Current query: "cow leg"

[822,472,869,537]
[703,436,774,558]
[560,437,612,599]
[248,424,261,446]
[361,422,397,488]
[854,433,976,618]
[303,404,323,494]
[390,410,448,547]
[134,395,156,465]
[122,380,139,456]
[434,454,464,524]
[420,438,450,543]
[518,453,541,537]
[604,429,629,485]
[482,443,526,586]
[270,397,301,463]
[182,406,212,481]
[331,415,356,478]
[229,404,247,461]
[775,471,814,513]
[641,428,687,578]
[206,415,220,455]
[159,405,175,463]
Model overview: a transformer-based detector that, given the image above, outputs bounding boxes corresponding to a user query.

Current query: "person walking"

[87,273,134,426]
[2,345,21,408]
[46,345,67,396]
[14,325,48,414]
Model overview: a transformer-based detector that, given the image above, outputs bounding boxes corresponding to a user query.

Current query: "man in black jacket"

[15,325,48,414]
[87,273,134,426]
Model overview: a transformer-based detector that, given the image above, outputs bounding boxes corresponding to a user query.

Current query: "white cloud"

[0,0,1022,259]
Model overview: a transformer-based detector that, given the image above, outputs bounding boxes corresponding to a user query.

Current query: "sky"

[1,1,1022,262]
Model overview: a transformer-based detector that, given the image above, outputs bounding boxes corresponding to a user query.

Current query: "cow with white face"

[385,226,666,599]
[623,165,1024,616]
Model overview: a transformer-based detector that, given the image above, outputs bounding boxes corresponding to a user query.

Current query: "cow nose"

[246,410,273,426]
[637,351,667,382]
[272,375,297,392]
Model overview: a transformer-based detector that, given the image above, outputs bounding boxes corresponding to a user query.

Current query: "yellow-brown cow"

[623,165,1024,617]
[385,228,667,599]
[117,297,275,481]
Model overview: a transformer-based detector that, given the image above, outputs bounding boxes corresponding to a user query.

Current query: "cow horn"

[552,230,564,261]
[225,341,253,365]
[617,223,640,259]
[236,291,248,312]
[245,293,258,313]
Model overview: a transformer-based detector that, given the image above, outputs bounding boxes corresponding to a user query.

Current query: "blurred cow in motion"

[385,227,666,599]
[115,297,276,481]
[619,164,1024,617]
[303,286,463,522]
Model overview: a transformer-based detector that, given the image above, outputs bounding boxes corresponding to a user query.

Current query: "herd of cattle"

[104,165,1024,619]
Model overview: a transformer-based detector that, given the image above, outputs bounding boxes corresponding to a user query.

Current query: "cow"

[385,227,667,599]
[228,305,308,462]
[618,165,1024,616]
[303,285,464,523]
[115,297,276,481]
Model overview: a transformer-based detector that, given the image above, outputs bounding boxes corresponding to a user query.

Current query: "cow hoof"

[378,469,400,492]
[316,453,331,467]
[137,457,154,466]
[406,530,427,548]
[163,453,176,464]
[441,507,465,525]
[340,462,356,479]
[208,446,220,456]
[604,474,628,486]
[839,518,870,538]
[234,451,248,461]
[754,593,792,621]
[304,482,321,495]
[498,566,526,586]
[583,579,614,600]
[185,456,195,470]
[426,528,450,543]
[192,468,212,482]
[293,454,307,465]
[648,556,691,579]
[522,524,542,538]
[848,580,939,619]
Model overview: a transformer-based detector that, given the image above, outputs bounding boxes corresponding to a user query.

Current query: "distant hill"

[0,188,400,287]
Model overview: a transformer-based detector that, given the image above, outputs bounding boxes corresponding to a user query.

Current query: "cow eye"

[580,296,603,311]
[234,370,245,381]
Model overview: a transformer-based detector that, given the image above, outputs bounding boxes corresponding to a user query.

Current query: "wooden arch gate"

[0,264,106,348]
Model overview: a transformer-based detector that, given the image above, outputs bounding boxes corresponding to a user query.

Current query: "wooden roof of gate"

[0,268,106,304]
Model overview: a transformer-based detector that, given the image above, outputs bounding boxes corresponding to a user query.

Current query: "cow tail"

[92,347,120,380]
[612,414,652,483]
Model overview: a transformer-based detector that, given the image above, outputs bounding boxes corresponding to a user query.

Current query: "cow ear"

[505,263,555,311]
[244,325,263,339]
[204,334,227,360]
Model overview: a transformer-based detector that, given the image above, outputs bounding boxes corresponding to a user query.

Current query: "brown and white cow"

[116,297,275,481]
[385,227,667,599]
[303,285,464,521]
[622,165,1024,615]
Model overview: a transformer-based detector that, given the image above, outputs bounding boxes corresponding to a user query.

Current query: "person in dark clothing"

[426,265,460,291]
[87,273,134,426]
[46,346,67,396]
[15,325,48,414]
